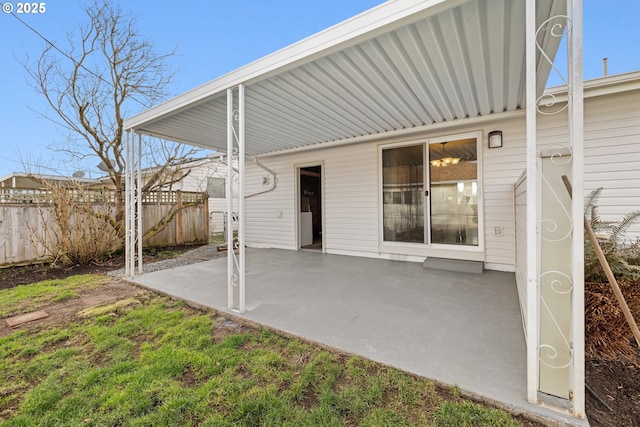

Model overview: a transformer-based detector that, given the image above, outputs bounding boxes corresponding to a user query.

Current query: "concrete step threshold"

[422,257,484,274]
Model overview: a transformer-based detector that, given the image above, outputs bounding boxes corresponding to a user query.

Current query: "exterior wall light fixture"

[488,130,503,149]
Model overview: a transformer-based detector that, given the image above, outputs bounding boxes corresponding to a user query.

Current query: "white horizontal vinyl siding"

[324,144,379,254]
[246,117,528,270]
[243,88,640,268]
[536,89,640,241]
[177,159,231,235]
[245,158,297,249]
[179,161,216,193]
[583,89,640,240]
[244,142,381,255]
[481,117,526,269]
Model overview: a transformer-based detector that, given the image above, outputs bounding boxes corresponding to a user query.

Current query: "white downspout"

[246,158,277,198]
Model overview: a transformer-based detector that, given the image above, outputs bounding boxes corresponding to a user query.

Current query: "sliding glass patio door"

[382,144,424,243]
[428,138,478,246]
[382,137,479,246]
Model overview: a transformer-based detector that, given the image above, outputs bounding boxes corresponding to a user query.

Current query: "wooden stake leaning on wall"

[562,175,640,348]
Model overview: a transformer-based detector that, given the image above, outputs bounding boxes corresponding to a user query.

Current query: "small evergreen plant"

[584,187,640,283]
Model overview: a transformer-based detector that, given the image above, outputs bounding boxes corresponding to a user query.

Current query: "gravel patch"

[108,244,226,277]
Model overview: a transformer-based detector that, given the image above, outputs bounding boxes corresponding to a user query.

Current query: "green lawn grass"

[0,276,525,426]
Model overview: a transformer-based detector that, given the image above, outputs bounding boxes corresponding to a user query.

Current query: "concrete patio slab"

[127,248,586,426]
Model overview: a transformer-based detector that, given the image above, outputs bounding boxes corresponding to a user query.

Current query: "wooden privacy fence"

[142,191,209,248]
[0,188,208,267]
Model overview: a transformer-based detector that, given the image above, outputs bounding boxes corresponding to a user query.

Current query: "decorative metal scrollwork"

[545,145,573,166]
[538,144,574,242]
[540,270,574,295]
[538,271,574,370]
[535,15,572,115]
[538,344,573,369]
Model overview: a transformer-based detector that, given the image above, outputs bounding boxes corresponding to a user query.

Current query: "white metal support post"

[226,88,234,310]
[125,130,132,277]
[568,0,585,417]
[525,0,539,405]
[238,84,246,314]
[226,85,246,313]
[129,130,136,277]
[125,130,143,278]
[137,133,144,276]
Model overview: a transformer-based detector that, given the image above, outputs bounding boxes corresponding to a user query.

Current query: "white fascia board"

[124,0,468,131]
[543,70,640,102]
[133,129,223,151]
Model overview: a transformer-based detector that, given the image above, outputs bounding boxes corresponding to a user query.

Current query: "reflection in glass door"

[428,138,478,246]
[382,144,424,243]
[381,137,479,246]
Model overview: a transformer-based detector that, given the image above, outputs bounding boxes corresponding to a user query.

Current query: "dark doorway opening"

[299,165,322,250]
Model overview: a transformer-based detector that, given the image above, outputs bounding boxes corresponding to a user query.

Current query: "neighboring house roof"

[0,153,231,193]
[124,0,566,156]
[544,69,640,101]
[135,153,228,182]
[0,172,101,189]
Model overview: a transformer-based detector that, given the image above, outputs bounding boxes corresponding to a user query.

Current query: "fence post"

[176,190,183,245]
[205,196,210,243]
[59,187,69,257]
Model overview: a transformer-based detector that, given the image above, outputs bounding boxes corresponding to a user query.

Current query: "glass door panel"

[382,144,424,243]
[428,138,478,246]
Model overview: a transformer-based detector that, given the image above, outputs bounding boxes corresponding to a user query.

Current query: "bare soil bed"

[0,245,204,291]
[585,353,639,427]
[584,281,640,427]
[0,280,144,338]
[1,246,638,426]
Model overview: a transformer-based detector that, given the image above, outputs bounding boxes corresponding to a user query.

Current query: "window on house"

[207,177,226,199]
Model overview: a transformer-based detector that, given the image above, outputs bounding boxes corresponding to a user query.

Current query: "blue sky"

[0,0,639,177]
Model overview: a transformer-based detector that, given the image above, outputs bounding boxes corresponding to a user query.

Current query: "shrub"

[584,188,640,359]
[584,188,640,283]
[27,182,121,266]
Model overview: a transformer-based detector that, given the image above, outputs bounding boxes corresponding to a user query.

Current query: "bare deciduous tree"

[25,0,201,238]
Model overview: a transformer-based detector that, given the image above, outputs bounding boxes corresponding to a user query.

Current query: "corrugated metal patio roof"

[124,0,566,156]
